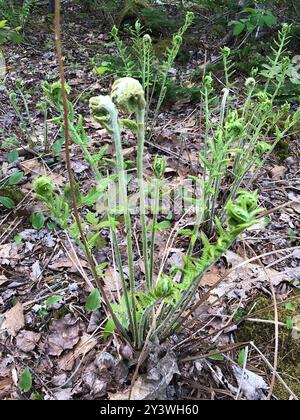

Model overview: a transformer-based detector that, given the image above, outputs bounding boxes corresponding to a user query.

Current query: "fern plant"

[93,11,195,128]
[33,24,299,350]
[35,77,265,348]
[198,24,300,236]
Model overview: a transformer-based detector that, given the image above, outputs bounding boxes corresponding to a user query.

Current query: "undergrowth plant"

[198,24,300,236]
[229,6,277,36]
[93,12,195,129]
[0,19,22,45]
[35,77,265,348]
[0,0,35,29]
[34,23,299,350]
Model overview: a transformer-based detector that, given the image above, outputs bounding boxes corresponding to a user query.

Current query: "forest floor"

[0,4,300,400]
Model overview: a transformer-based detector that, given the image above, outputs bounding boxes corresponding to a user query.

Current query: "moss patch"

[0,186,23,205]
[237,295,300,400]
[274,139,290,162]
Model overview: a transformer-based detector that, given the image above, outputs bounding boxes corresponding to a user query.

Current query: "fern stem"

[110,109,138,343]
[149,178,160,286]
[110,220,135,335]
[136,108,151,290]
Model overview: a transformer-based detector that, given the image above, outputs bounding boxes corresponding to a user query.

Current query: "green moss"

[0,186,23,204]
[141,8,179,35]
[152,38,173,57]
[165,80,201,104]
[237,295,300,400]
[274,139,290,162]
[211,23,227,39]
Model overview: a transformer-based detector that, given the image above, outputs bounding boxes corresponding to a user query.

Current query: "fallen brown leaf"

[20,158,45,176]
[49,248,88,273]
[47,315,81,357]
[0,275,8,286]
[0,377,14,399]
[16,330,41,352]
[202,267,221,287]
[269,165,287,180]
[0,302,25,337]
[57,333,97,371]
[0,243,21,263]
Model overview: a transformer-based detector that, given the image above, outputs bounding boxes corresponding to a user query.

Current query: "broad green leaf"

[81,188,102,206]
[7,149,19,163]
[96,262,109,274]
[103,317,116,339]
[289,229,296,243]
[263,13,277,28]
[208,353,225,361]
[177,229,193,236]
[7,171,24,185]
[14,234,23,244]
[30,392,42,400]
[155,220,171,231]
[244,7,256,14]
[0,196,15,209]
[19,367,32,393]
[30,212,45,230]
[238,349,246,366]
[285,303,296,312]
[286,316,294,330]
[45,295,63,307]
[233,22,245,36]
[94,66,110,75]
[85,288,101,312]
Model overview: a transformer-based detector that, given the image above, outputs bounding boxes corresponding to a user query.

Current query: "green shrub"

[0,0,35,28]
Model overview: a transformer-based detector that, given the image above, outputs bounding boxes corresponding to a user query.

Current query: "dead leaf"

[47,315,81,357]
[0,243,21,263]
[0,303,25,337]
[104,267,122,299]
[230,364,268,400]
[269,165,286,180]
[202,267,221,287]
[288,201,300,215]
[20,158,45,176]
[213,251,291,299]
[53,388,73,400]
[16,330,41,352]
[57,333,97,371]
[49,249,88,273]
[0,275,8,286]
[112,352,179,400]
[0,377,14,399]
[48,173,66,187]
[30,261,42,281]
